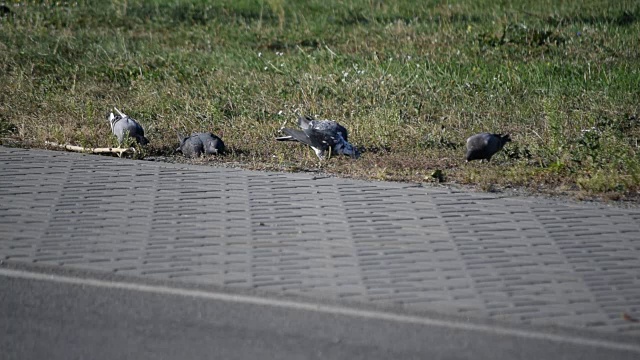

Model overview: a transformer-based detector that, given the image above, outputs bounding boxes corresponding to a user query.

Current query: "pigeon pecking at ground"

[275,115,360,160]
[465,133,511,162]
[176,132,225,158]
[107,107,149,146]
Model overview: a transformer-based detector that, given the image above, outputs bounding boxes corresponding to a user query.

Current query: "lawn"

[1,0,639,200]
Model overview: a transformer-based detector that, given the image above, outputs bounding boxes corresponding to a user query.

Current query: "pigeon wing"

[279,128,316,148]
[304,127,337,151]
[309,120,348,139]
[112,119,128,143]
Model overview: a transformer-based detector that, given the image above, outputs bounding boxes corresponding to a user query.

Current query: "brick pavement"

[1,146,639,336]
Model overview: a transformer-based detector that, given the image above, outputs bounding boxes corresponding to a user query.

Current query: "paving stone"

[1,146,640,336]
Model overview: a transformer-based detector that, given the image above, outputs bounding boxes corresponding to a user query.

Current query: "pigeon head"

[333,141,360,159]
[197,132,225,155]
[136,135,150,146]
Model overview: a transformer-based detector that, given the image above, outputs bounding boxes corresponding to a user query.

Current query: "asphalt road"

[1,269,638,360]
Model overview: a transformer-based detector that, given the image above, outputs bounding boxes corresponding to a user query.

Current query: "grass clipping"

[45,141,136,157]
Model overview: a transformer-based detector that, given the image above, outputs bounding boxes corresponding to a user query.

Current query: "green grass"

[1,0,639,200]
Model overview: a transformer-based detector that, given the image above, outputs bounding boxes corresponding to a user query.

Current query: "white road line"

[1,267,639,354]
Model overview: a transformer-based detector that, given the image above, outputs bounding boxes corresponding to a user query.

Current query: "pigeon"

[275,115,359,159]
[108,107,149,145]
[0,5,11,18]
[465,133,511,162]
[176,132,225,158]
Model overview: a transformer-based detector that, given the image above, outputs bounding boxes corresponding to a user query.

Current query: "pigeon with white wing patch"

[276,115,359,160]
[107,107,149,146]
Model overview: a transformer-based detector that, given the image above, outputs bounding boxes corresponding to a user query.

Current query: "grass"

[1,0,639,200]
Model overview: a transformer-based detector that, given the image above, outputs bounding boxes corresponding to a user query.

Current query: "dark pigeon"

[108,108,149,145]
[0,5,11,18]
[275,115,359,160]
[465,133,511,162]
[176,132,225,158]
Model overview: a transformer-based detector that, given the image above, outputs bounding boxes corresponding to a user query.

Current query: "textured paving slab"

[1,146,640,336]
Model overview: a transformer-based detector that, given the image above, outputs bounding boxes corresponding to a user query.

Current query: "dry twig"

[45,141,136,157]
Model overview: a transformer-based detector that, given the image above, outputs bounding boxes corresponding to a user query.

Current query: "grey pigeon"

[108,107,149,145]
[465,133,511,162]
[176,132,225,158]
[275,115,359,159]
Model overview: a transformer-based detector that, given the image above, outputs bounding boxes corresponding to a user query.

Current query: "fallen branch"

[45,141,136,157]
